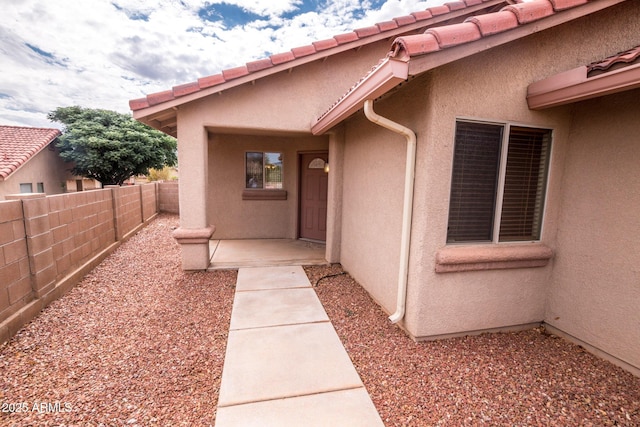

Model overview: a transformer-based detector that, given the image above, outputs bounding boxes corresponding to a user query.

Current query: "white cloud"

[0,0,446,128]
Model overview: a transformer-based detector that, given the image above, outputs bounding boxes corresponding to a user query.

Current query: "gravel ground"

[1,214,638,426]
[0,214,236,426]
[306,264,640,426]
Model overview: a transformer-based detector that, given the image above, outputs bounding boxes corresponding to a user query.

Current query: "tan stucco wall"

[337,2,640,348]
[545,89,640,370]
[0,145,71,200]
[208,133,328,239]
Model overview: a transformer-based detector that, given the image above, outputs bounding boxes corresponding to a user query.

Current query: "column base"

[173,226,215,270]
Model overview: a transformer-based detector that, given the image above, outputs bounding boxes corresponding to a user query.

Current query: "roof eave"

[311,58,409,135]
[527,62,640,109]
[131,0,508,124]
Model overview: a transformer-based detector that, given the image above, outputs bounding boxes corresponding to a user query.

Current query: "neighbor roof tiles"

[129,0,506,112]
[0,125,61,180]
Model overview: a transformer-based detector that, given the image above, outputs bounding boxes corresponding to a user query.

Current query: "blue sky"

[0,0,443,129]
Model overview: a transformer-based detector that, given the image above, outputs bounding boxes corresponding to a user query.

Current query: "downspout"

[363,99,416,324]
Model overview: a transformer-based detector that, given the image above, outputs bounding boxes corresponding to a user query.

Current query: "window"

[245,152,283,189]
[37,182,44,193]
[447,121,551,243]
[20,183,33,193]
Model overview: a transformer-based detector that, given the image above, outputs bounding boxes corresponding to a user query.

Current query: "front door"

[299,152,328,241]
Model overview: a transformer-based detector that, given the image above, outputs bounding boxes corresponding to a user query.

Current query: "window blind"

[447,122,503,242]
[499,127,551,241]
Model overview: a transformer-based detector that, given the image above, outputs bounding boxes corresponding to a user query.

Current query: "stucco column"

[325,128,344,263]
[173,108,214,270]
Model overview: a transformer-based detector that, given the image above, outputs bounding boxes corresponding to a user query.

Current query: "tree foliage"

[48,106,177,186]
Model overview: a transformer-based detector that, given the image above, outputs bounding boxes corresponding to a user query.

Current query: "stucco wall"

[0,145,72,200]
[208,134,328,239]
[338,2,640,343]
[545,89,640,370]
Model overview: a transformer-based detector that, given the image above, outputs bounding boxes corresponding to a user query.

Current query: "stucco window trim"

[435,243,553,273]
[242,189,287,201]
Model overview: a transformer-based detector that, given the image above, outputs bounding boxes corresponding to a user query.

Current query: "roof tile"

[313,38,339,51]
[549,0,588,11]
[466,10,519,36]
[502,0,554,24]
[411,10,434,21]
[445,1,467,11]
[426,22,482,48]
[147,90,175,106]
[393,15,417,26]
[333,32,360,44]
[391,33,440,58]
[129,97,150,110]
[134,0,585,113]
[354,25,381,38]
[0,126,61,180]
[377,20,399,32]
[222,65,250,80]
[198,73,225,88]
[291,44,317,58]
[270,51,296,65]
[172,81,200,97]
[246,58,274,73]
[428,5,452,16]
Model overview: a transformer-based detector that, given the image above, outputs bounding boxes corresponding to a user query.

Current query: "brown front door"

[299,152,328,241]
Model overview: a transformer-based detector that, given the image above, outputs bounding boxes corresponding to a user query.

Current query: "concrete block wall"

[141,183,158,221]
[158,181,179,214]
[0,200,32,331]
[0,183,162,344]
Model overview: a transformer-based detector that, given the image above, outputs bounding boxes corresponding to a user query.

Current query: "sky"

[0,0,446,129]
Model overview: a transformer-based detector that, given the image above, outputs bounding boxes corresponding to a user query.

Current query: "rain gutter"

[363,99,416,324]
[527,62,640,109]
[311,57,409,135]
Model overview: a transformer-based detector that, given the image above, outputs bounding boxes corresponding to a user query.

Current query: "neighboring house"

[0,125,72,199]
[130,0,639,376]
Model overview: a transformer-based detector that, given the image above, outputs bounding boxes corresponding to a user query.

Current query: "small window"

[37,182,44,193]
[447,121,551,243]
[20,183,33,193]
[246,152,283,189]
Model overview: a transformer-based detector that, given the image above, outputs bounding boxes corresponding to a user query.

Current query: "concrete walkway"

[215,266,384,426]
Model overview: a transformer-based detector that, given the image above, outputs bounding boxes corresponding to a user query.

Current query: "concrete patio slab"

[215,388,384,427]
[210,239,326,269]
[235,265,312,291]
[229,288,329,330]
[218,322,364,407]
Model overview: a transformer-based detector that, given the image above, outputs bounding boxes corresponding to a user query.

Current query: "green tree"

[48,106,177,186]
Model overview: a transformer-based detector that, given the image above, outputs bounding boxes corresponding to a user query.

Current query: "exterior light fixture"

[324,161,330,173]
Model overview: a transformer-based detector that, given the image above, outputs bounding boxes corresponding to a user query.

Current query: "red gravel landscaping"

[0,214,638,426]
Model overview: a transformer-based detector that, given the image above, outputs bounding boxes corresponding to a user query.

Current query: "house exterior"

[0,125,73,199]
[131,0,640,376]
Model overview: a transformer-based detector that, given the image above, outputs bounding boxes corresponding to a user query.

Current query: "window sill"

[242,189,287,201]
[435,243,553,273]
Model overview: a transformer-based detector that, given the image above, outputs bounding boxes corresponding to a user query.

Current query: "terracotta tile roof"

[129,0,507,112]
[389,0,588,60]
[0,125,61,181]
[312,0,605,134]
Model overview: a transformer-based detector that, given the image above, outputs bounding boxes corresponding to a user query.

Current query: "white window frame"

[448,118,553,244]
